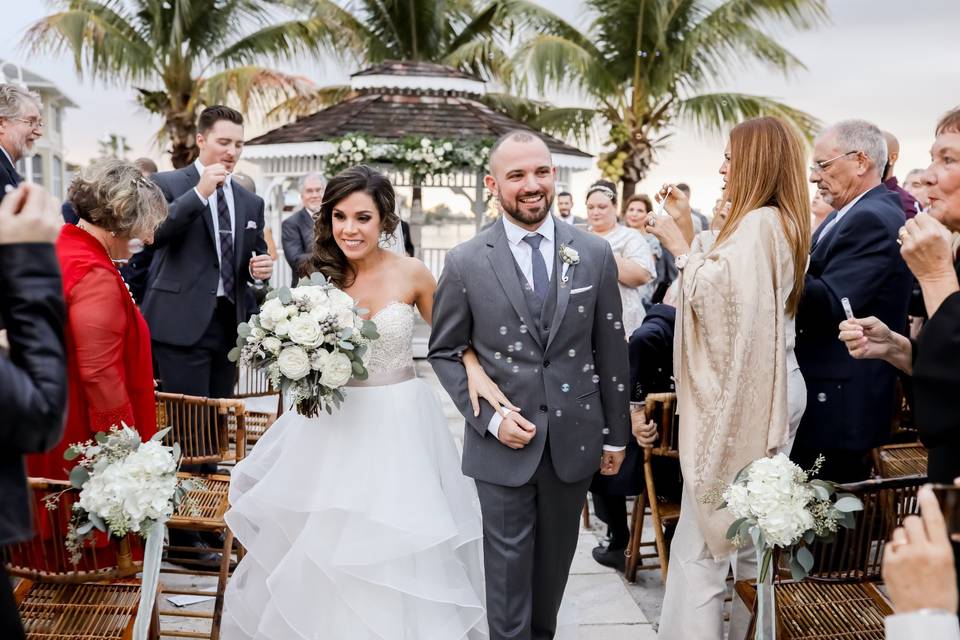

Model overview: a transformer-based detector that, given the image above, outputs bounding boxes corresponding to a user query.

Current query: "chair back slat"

[2,479,141,582]
[155,392,247,464]
[808,475,925,582]
[233,364,277,399]
[644,392,679,456]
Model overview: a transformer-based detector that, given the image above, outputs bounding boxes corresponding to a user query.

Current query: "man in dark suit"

[0,183,68,639]
[281,172,323,285]
[143,105,272,402]
[792,119,913,482]
[0,84,43,200]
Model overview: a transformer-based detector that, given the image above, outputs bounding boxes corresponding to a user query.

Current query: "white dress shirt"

[814,187,871,246]
[487,216,624,452]
[192,159,236,297]
[885,611,960,640]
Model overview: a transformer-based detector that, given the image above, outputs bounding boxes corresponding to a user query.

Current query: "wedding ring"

[646,217,656,228]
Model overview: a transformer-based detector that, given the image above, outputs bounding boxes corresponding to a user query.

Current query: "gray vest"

[512,250,560,346]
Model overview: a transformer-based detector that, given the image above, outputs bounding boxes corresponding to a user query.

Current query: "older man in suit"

[144,105,272,400]
[791,119,913,482]
[0,84,43,200]
[281,172,323,285]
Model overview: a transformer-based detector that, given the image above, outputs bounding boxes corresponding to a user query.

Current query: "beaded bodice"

[365,302,416,374]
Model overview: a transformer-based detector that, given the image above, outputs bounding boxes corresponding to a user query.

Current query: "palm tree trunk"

[167,112,199,169]
[621,177,638,202]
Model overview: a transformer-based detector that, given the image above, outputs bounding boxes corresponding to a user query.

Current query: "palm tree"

[515,0,828,198]
[23,0,342,167]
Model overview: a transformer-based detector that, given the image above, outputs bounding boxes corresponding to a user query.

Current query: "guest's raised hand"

[655,183,691,221]
[645,211,690,258]
[0,183,61,245]
[900,212,956,282]
[838,316,894,360]
[249,253,274,280]
[197,163,229,199]
[882,485,958,614]
[600,449,625,476]
[496,411,536,450]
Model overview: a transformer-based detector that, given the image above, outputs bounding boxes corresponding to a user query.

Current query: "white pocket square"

[570,286,593,295]
[245,221,258,230]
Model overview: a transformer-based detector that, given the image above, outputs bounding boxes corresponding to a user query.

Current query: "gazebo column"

[409,177,424,258]
[473,170,486,234]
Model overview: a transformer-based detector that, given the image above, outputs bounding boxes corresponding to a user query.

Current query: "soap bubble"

[617,383,625,392]
[584,404,591,410]
[499,326,508,335]
[613,321,622,330]
[606,313,613,320]
[555,409,563,417]
[519,324,528,334]
[561,383,570,393]
[591,374,600,384]
[582,364,591,372]
[494,352,502,360]
[568,349,576,358]
[578,305,585,314]
[602,428,610,435]
[514,341,522,351]
[512,365,520,373]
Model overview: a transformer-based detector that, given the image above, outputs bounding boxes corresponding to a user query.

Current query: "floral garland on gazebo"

[324,134,492,179]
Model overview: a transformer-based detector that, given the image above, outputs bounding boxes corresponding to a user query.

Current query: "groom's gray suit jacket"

[429,217,630,487]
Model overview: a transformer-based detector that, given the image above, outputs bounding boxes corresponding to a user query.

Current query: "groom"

[429,131,630,639]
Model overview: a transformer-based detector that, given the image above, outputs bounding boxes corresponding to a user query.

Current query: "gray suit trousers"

[475,443,591,640]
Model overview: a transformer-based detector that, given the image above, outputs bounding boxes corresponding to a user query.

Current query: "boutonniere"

[559,244,580,283]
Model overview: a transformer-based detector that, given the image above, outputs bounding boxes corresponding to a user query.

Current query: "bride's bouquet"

[229,272,379,417]
[714,453,863,639]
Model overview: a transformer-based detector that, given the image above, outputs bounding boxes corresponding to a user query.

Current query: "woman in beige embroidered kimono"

[645,117,811,639]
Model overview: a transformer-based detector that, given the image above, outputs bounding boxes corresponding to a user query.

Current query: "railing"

[421,247,449,281]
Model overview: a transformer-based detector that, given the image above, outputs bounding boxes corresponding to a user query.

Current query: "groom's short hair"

[489,130,551,174]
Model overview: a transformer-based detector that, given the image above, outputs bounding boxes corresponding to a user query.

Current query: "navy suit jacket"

[0,149,22,199]
[795,184,912,451]
[281,208,314,286]
[142,165,267,346]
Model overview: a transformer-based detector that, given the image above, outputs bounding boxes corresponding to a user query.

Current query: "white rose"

[288,314,324,347]
[320,351,353,388]
[326,288,355,312]
[258,298,287,330]
[335,308,355,329]
[341,140,353,151]
[274,319,290,336]
[277,346,311,380]
[356,138,368,150]
[293,285,328,308]
[262,336,282,354]
[310,348,330,371]
[443,142,453,151]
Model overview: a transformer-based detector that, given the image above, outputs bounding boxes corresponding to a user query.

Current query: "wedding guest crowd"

[0,85,42,200]
[282,172,324,284]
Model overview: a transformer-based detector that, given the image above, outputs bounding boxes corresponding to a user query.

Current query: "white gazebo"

[243,61,593,286]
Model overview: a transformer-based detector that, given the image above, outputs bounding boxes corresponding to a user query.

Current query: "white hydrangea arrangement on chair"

[717,453,864,639]
[229,272,379,417]
[50,424,194,640]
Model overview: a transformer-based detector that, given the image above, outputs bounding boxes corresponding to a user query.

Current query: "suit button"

[543,360,551,368]
[539,405,548,412]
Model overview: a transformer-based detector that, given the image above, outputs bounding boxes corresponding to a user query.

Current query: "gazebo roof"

[246,61,592,167]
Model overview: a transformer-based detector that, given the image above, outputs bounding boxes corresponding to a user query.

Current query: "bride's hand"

[463,348,519,418]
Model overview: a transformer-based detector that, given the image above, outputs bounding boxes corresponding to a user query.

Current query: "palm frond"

[532,107,601,146]
[213,16,353,68]
[265,84,352,119]
[198,66,317,115]
[676,92,822,142]
[478,92,550,124]
[512,34,618,98]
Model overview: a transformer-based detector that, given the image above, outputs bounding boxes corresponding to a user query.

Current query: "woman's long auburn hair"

[716,117,811,316]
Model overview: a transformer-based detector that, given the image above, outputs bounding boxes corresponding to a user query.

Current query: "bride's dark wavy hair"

[306,165,399,288]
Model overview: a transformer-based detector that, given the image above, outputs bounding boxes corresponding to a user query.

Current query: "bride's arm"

[412,258,518,418]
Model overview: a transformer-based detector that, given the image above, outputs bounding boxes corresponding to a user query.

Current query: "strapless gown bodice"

[365,301,416,376]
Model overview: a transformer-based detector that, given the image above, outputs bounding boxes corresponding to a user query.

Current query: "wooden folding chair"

[154,392,247,640]
[231,364,282,449]
[3,478,160,639]
[625,392,681,583]
[735,474,925,639]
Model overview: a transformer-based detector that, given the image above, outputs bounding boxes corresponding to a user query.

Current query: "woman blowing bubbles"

[645,116,811,639]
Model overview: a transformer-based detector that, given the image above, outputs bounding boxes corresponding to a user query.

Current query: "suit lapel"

[545,220,574,350]
[183,164,216,247]
[487,221,545,350]
[233,185,248,275]
[0,151,22,187]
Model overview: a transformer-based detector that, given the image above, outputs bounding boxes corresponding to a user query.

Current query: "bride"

[222,165,503,639]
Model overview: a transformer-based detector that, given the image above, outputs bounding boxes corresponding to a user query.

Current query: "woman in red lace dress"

[27,159,168,479]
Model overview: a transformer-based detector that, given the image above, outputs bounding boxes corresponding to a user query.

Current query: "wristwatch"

[674,253,689,270]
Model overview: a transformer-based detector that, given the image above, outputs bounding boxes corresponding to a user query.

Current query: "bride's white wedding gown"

[221,302,487,639]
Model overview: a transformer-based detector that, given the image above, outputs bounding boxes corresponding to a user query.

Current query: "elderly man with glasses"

[0,84,43,200]
[790,119,913,482]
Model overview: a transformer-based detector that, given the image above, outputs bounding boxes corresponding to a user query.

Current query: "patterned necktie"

[216,185,235,303]
[522,234,548,303]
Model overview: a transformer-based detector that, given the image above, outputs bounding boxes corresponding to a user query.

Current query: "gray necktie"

[522,234,548,303]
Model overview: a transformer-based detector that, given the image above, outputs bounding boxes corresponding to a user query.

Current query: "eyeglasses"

[10,117,43,130]
[809,150,858,175]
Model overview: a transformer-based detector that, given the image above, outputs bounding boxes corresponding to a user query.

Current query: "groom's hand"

[497,412,536,449]
[600,450,625,476]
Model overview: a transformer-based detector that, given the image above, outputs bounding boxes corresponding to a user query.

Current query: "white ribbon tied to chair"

[133,521,166,640]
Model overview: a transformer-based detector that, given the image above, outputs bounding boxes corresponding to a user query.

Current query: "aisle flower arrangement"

[229,272,379,417]
[716,453,863,639]
[322,133,493,178]
[49,424,194,640]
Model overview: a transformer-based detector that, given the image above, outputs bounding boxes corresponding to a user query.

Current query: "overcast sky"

[2,0,959,213]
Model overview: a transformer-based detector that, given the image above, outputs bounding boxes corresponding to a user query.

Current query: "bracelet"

[675,253,689,270]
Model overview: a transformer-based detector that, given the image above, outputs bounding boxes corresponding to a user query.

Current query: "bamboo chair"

[734,474,926,639]
[2,478,160,640]
[230,365,282,448]
[871,442,928,478]
[154,392,247,640]
[625,392,681,583]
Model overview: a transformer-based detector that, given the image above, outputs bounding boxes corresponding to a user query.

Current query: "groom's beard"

[499,190,554,226]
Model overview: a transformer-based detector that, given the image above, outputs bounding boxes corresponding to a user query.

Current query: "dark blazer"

[795,184,912,451]
[61,201,79,225]
[281,208,314,286]
[0,148,22,198]
[400,219,415,257]
[142,166,267,346]
[0,243,67,545]
[912,260,960,484]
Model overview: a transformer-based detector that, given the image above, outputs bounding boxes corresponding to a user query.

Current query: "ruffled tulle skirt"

[221,378,487,639]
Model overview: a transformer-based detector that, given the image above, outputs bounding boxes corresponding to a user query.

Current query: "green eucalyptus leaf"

[803,530,815,545]
[64,446,81,461]
[238,322,251,338]
[338,341,354,350]
[69,466,90,489]
[94,432,109,444]
[151,427,172,442]
[351,361,365,375]
[725,517,748,541]
[797,545,815,572]
[228,347,242,362]
[789,554,807,582]
[278,287,293,305]
[834,495,863,512]
[87,512,107,532]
